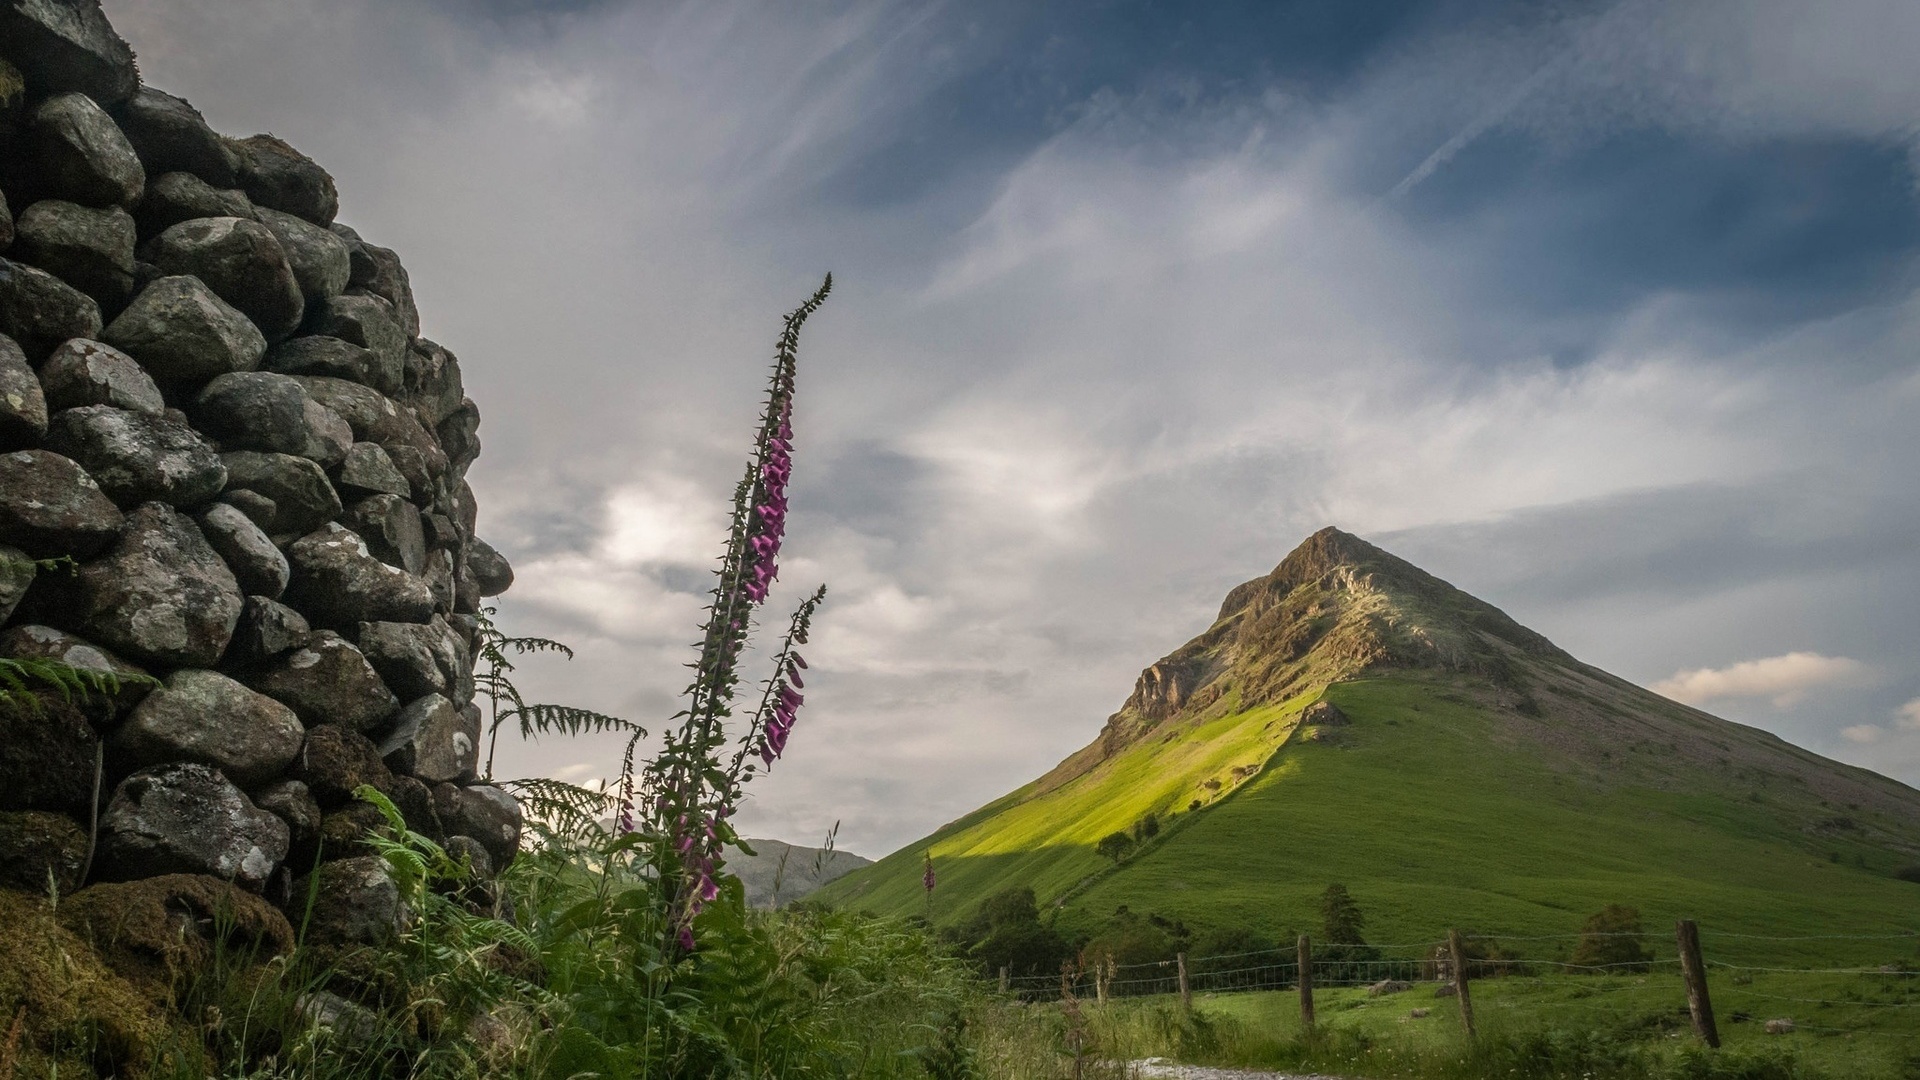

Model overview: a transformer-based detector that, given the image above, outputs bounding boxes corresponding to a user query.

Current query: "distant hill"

[817,528,1920,946]
[728,838,872,909]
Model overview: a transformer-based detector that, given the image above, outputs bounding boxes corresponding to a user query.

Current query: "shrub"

[1571,903,1654,972]
[1095,831,1136,863]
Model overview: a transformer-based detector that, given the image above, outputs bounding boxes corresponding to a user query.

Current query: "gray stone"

[196,501,289,598]
[0,695,94,814]
[0,0,139,107]
[0,624,151,721]
[0,256,101,359]
[0,543,32,623]
[445,614,480,659]
[443,834,493,881]
[262,335,379,385]
[289,856,408,947]
[0,448,122,556]
[246,630,398,735]
[26,91,143,207]
[1302,700,1349,727]
[342,238,418,340]
[424,548,455,614]
[422,512,459,551]
[38,337,164,415]
[0,332,47,447]
[294,376,445,492]
[0,188,10,250]
[303,293,403,396]
[340,493,425,576]
[255,207,350,303]
[111,668,305,788]
[432,783,522,870]
[252,778,321,872]
[102,275,266,382]
[233,134,337,227]
[290,724,393,807]
[357,617,469,703]
[117,87,240,188]
[133,171,255,237]
[454,554,481,615]
[11,199,135,306]
[0,810,88,894]
[95,763,288,890]
[379,694,478,785]
[334,441,410,500]
[227,596,310,666]
[467,536,514,597]
[438,397,481,479]
[286,522,434,630]
[293,990,380,1044]
[216,487,275,529]
[63,502,243,667]
[46,404,227,508]
[143,216,304,341]
[219,451,341,542]
[194,371,351,466]
[403,338,464,426]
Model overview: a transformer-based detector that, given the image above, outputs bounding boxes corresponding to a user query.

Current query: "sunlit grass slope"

[822,674,1920,959]
[816,529,1920,956]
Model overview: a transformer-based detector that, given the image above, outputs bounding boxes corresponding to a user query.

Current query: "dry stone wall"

[0,0,522,942]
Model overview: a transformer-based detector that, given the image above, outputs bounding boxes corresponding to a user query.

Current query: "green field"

[1035,965,1920,1079]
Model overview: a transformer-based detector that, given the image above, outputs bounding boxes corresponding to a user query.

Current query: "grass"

[821,674,1920,968]
[1008,964,1920,1080]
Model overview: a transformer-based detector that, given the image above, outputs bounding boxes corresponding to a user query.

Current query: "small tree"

[1317,883,1380,973]
[1320,883,1366,945]
[1132,813,1160,842]
[1570,904,1654,971]
[1095,831,1136,864]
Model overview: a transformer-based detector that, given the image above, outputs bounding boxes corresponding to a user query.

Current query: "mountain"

[816,528,1920,946]
[727,838,872,909]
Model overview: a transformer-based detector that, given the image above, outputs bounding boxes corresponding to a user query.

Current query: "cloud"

[1654,653,1871,708]
[1899,698,1920,729]
[1841,724,1885,744]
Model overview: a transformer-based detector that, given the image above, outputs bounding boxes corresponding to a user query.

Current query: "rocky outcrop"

[0,0,519,942]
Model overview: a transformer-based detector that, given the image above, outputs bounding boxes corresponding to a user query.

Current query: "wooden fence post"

[1177,951,1191,1013]
[1297,934,1315,1029]
[1676,919,1720,1048]
[999,965,1009,994]
[1447,929,1476,1040]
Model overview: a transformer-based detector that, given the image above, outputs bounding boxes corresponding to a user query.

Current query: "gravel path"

[1124,1060,1347,1079]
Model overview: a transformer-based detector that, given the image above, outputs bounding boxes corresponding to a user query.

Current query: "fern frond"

[510,703,645,741]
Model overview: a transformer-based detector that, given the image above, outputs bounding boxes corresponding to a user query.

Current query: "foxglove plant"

[620,275,833,953]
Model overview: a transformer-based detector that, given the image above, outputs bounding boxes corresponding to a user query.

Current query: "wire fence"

[985,923,1920,1047]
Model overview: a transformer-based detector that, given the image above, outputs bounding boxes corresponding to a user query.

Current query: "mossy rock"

[0,886,167,1076]
[59,873,295,991]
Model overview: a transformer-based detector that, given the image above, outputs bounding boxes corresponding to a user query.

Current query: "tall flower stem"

[617,274,832,954]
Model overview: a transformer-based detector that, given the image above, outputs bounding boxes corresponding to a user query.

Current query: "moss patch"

[0,887,167,1077]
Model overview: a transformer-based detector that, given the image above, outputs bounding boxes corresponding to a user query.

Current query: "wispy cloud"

[1654,653,1871,708]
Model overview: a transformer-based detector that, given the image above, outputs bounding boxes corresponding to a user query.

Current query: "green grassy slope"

[815,530,1920,954]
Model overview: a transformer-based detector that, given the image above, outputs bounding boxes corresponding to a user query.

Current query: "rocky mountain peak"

[1075,527,1577,772]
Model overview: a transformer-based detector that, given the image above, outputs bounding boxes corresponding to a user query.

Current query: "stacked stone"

[0,1,522,943]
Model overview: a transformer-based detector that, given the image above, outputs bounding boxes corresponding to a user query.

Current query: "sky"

[106,0,1920,857]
